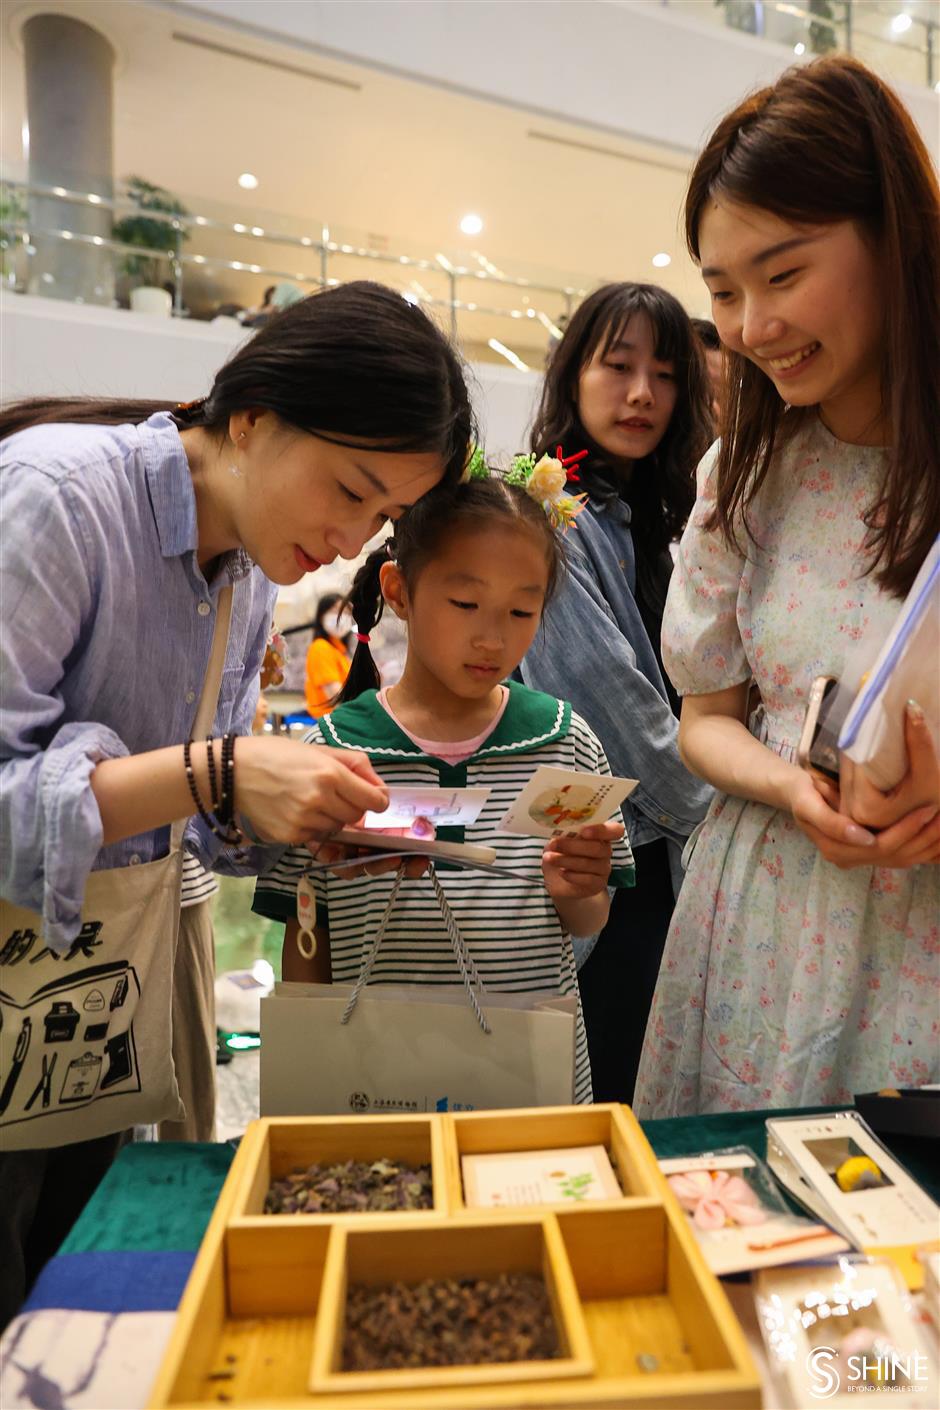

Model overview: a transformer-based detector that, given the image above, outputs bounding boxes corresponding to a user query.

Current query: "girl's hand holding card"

[542,820,624,899]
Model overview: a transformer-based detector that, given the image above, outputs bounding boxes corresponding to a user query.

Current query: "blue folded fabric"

[24,1250,195,1314]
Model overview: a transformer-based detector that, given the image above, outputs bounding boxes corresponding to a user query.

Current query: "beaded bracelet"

[182,737,243,845]
[205,734,220,812]
[219,733,237,830]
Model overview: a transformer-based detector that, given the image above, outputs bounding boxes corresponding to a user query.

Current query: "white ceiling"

[3,0,715,357]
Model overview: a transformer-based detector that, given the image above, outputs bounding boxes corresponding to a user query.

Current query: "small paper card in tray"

[462,1144,622,1208]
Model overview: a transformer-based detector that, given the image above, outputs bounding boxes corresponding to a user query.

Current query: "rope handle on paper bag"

[340,862,490,1033]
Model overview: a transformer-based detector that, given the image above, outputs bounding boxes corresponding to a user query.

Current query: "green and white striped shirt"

[253,681,634,1103]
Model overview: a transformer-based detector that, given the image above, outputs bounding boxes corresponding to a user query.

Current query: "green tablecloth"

[60,1105,939,1258]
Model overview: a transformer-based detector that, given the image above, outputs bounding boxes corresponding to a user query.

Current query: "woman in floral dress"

[634,56,939,1117]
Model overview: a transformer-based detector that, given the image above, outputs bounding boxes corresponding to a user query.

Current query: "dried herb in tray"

[264,1158,433,1213]
[342,1273,560,1370]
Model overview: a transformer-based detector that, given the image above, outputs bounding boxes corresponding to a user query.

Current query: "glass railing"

[655,0,938,89]
[0,170,592,369]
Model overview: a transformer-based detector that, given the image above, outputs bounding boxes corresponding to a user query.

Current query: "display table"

[1,1107,935,1408]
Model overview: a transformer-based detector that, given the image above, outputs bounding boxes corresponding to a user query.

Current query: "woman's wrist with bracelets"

[183,734,244,845]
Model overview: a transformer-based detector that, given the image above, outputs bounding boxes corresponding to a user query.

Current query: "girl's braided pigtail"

[337,543,388,703]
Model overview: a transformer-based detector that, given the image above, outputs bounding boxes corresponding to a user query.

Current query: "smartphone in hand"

[797,675,841,783]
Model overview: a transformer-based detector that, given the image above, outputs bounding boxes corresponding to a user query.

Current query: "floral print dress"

[633,417,939,1117]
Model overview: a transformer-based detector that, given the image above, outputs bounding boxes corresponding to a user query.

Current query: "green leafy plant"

[0,185,26,277]
[111,175,188,285]
[807,0,839,54]
[713,0,841,53]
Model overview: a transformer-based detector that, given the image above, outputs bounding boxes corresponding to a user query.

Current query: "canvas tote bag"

[260,863,577,1115]
[0,587,233,1149]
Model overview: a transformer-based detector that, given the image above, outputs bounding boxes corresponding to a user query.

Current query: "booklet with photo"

[357,786,491,830]
[301,786,532,880]
[496,766,638,839]
[766,1111,940,1290]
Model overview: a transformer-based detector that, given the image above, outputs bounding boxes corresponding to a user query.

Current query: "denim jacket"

[519,493,713,864]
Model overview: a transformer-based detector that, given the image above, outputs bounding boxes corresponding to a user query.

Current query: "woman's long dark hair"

[686,55,940,598]
[530,282,712,643]
[339,476,567,702]
[0,281,474,487]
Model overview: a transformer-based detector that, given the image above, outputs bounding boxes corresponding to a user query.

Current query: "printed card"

[495,766,637,839]
[360,786,491,830]
[461,1144,622,1208]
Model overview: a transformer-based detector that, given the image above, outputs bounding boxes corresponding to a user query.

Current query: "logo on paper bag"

[348,1091,370,1112]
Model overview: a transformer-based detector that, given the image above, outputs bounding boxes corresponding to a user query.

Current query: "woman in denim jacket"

[519,283,714,1102]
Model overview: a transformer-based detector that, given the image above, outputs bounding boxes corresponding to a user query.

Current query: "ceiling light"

[890,13,912,34]
[460,213,484,236]
[652,252,671,268]
[794,41,806,54]
[488,338,530,372]
[536,310,564,340]
[251,226,264,237]
[238,172,259,190]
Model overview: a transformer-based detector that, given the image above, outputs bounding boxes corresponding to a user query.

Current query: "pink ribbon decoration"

[667,1169,768,1231]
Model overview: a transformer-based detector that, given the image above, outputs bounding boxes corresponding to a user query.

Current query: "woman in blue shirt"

[0,280,471,1326]
[519,282,714,1102]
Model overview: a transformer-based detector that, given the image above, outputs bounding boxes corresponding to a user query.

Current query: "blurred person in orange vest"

[304,594,354,717]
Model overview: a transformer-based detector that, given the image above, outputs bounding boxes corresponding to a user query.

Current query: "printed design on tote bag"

[0,919,143,1126]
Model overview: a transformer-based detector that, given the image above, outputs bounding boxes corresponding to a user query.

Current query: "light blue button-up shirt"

[1,412,277,951]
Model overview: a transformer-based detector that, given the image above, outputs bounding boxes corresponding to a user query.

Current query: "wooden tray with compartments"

[148,1106,761,1409]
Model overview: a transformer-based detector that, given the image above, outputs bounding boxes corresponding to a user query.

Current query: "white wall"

[0,293,540,456]
[171,0,939,159]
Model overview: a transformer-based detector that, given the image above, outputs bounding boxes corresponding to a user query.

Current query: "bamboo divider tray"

[148,1107,761,1409]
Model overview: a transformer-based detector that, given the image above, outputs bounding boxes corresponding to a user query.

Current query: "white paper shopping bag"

[260,981,577,1115]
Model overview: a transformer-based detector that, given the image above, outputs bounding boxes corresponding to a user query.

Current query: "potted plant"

[0,184,26,285]
[112,175,189,315]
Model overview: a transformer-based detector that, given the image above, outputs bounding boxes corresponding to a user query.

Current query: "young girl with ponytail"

[253,464,635,1103]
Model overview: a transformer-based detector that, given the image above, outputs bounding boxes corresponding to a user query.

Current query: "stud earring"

[229,430,247,477]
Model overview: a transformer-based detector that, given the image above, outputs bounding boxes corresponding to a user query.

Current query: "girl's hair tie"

[174,396,208,422]
[356,631,371,644]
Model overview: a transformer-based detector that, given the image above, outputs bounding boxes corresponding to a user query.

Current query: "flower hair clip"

[462,444,589,531]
